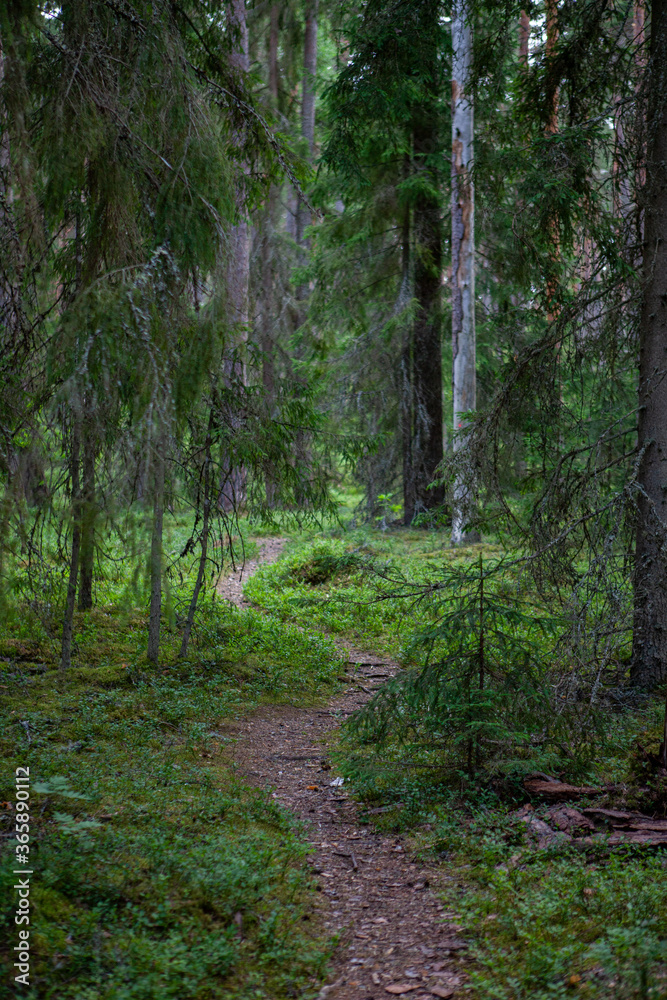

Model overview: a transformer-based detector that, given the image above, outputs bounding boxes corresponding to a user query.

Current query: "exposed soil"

[216,536,288,606]
[219,541,467,1000]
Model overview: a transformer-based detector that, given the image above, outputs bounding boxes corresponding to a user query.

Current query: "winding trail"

[218,540,467,1000]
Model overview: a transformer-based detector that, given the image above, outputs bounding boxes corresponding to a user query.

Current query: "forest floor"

[218,539,468,1000]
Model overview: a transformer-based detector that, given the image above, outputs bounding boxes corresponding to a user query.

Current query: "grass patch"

[0,584,345,999]
[269,528,667,1000]
[428,807,667,999]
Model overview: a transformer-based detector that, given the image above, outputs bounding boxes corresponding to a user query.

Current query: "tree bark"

[227,0,250,341]
[262,5,280,506]
[222,0,250,511]
[400,202,415,522]
[518,10,530,64]
[147,428,165,666]
[295,0,318,251]
[60,420,82,672]
[180,425,212,659]
[410,123,444,520]
[631,0,667,689]
[78,415,95,610]
[451,0,477,543]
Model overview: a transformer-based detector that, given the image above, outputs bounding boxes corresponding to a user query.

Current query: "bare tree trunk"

[411,123,444,519]
[147,428,165,666]
[451,0,477,544]
[78,415,95,610]
[180,426,212,658]
[227,0,250,335]
[295,0,318,252]
[222,0,250,511]
[60,421,82,672]
[544,0,561,322]
[631,0,667,689]
[262,5,280,506]
[518,10,530,64]
[400,203,415,523]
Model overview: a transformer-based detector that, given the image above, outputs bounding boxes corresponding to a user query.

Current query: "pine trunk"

[180,426,212,659]
[411,123,444,518]
[78,417,95,610]
[295,0,318,252]
[60,421,82,672]
[262,5,279,506]
[400,203,415,523]
[147,429,165,666]
[631,0,667,689]
[222,0,250,511]
[451,0,477,543]
[519,10,530,64]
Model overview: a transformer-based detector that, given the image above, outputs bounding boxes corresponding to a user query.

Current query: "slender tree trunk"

[451,0,477,543]
[78,415,95,610]
[544,0,561,321]
[262,5,280,506]
[60,420,82,672]
[411,121,444,518]
[180,427,212,658]
[221,0,250,512]
[147,428,165,666]
[518,10,530,63]
[295,0,318,253]
[400,203,415,523]
[631,0,667,689]
[227,0,250,340]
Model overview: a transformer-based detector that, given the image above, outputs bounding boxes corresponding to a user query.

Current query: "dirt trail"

[219,540,466,1000]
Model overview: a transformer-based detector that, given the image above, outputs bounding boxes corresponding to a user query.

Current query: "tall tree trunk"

[262,5,280,506]
[518,10,530,64]
[147,428,165,666]
[78,415,95,610]
[180,424,212,659]
[222,0,250,511]
[411,123,444,519]
[544,0,561,321]
[227,0,250,341]
[631,0,667,689]
[400,202,415,523]
[295,0,318,253]
[60,420,82,672]
[451,0,477,543]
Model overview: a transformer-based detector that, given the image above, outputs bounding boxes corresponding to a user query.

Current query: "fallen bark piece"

[523,778,599,800]
[514,807,571,848]
[606,830,667,845]
[385,985,422,995]
[628,820,667,832]
[545,805,595,834]
[583,808,635,823]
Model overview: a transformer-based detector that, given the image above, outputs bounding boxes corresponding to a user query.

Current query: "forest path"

[218,540,467,1000]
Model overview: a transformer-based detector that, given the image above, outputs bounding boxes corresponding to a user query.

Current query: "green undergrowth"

[0,582,345,999]
[244,529,504,659]
[257,528,667,1000]
[429,808,667,1000]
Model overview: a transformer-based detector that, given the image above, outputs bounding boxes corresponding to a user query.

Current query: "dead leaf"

[430,989,456,999]
[568,973,581,986]
[384,985,421,995]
